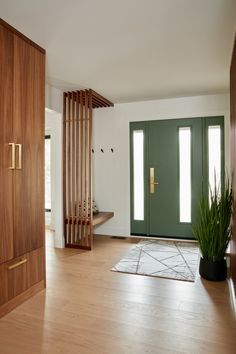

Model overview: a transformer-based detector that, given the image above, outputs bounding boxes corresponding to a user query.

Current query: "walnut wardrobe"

[0,19,45,317]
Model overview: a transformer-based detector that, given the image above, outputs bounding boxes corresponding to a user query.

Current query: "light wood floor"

[0,233,235,354]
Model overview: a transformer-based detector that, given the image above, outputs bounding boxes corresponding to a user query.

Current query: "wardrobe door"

[13,35,45,257]
[0,24,14,264]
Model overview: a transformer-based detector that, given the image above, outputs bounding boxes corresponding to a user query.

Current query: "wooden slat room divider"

[63,89,113,250]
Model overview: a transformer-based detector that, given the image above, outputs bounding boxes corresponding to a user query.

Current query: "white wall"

[93,93,230,237]
[46,84,63,113]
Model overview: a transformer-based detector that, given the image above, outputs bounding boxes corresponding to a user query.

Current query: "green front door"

[130,117,224,239]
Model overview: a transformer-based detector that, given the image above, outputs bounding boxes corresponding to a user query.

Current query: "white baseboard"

[93,227,129,237]
[228,278,236,317]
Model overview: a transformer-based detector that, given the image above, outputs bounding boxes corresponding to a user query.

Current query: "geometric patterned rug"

[112,240,200,282]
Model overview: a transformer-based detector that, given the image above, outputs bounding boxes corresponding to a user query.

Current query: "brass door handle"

[150,167,159,194]
[8,143,16,169]
[8,258,27,270]
[15,144,22,170]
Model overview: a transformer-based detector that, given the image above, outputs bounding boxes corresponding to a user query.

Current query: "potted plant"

[193,179,233,281]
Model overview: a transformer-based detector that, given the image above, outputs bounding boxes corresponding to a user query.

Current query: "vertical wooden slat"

[66,94,70,244]
[67,93,71,244]
[75,91,79,243]
[84,90,88,246]
[71,92,75,244]
[63,93,67,245]
[89,89,93,249]
[79,91,84,244]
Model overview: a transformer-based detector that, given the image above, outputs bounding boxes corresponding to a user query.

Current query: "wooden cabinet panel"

[0,19,46,317]
[230,37,236,287]
[13,35,45,257]
[0,264,8,306]
[4,255,29,301]
[0,24,14,264]
[0,248,45,307]
[28,248,45,287]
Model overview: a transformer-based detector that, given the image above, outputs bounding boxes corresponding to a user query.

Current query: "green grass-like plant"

[193,179,233,261]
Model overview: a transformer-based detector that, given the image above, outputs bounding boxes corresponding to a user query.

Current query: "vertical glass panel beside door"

[204,117,224,199]
[208,126,221,197]
[130,122,148,235]
[133,131,144,221]
[179,127,191,223]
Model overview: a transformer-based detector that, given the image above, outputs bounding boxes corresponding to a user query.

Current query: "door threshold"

[130,234,198,243]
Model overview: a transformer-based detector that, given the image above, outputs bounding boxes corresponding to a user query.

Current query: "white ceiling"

[0,0,236,103]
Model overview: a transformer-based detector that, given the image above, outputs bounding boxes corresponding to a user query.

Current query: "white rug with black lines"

[112,240,200,282]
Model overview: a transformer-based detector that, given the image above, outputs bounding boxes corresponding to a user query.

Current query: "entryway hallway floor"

[0,233,235,354]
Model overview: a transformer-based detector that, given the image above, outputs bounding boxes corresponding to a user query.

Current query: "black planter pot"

[199,257,227,281]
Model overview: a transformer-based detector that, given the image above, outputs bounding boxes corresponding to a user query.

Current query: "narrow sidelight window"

[179,127,191,223]
[133,130,144,220]
[208,126,221,197]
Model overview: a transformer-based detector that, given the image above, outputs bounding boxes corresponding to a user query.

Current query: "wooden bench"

[65,211,114,227]
[93,212,114,226]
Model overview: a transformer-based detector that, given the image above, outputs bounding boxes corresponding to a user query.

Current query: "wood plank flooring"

[0,232,235,354]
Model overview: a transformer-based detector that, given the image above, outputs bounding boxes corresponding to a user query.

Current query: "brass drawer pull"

[8,143,16,169]
[15,144,22,170]
[8,258,27,270]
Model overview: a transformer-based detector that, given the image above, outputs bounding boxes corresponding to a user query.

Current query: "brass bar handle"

[150,167,159,194]
[16,144,22,170]
[8,143,16,169]
[8,258,27,270]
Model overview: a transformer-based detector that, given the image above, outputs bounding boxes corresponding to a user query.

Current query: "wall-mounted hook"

[111,148,114,153]
[92,149,94,153]
[101,148,104,153]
